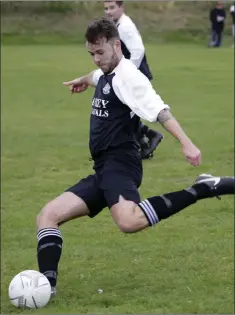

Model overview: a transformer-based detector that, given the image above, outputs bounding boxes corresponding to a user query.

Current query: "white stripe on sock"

[142,200,156,224]
[139,200,159,226]
[37,231,62,240]
[37,228,60,238]
[37,228,62,242]
[139,201,154,225]
[38,232,62,242]
[145,199,159,223]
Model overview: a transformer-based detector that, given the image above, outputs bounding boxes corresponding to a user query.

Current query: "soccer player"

[104,0,163,159]
[36,18,234,298]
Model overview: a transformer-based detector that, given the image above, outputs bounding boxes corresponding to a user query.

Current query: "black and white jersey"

[116,14,153,81]
[230,4,235,24]
[89,57,169,159]
[210,8,226,29]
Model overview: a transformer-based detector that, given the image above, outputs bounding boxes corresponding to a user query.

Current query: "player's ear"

[114,39,121,51]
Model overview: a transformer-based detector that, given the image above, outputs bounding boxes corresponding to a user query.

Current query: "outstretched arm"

[157,109,201,166]
[63,69,103,93]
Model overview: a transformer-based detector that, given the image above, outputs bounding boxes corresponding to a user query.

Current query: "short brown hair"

[116,1,123,6]
[85,18,120,44]
[104,1,123,6]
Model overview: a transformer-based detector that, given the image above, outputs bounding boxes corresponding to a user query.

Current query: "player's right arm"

[63,69,103,93]
[113,61,201,167]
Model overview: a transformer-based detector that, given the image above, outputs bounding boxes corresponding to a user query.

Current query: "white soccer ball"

[8,270,51,309]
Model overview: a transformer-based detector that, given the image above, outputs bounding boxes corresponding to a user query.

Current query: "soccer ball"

[8,270,51,309]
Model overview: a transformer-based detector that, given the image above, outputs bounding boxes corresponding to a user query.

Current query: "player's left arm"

[119,24,145,68]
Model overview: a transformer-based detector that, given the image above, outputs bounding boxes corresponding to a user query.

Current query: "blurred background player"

[104,0,163,159]
[209,1,226,47]
[230,1,235,47]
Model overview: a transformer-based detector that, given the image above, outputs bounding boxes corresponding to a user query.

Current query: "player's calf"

[36,199,64,291]
[36,192,90,294]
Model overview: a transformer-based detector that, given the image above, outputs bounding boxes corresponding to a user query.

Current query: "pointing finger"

[63,81,74,86]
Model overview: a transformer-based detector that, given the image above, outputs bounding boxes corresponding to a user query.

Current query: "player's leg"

[37,192,89,295]
[144,127,164,159]
[136,121,163,159]
[216,30,222,47]
[101,151,144,231]
[111,174,235,233]
[37,192,89,229]
[140,122,164,159]
[210,28,217,46]
[36,174,106,294]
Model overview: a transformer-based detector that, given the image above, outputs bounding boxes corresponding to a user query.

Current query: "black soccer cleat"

[139,137,151,159]
[194,173,235,198]
[142,130,164,159]
[51,286,57,298]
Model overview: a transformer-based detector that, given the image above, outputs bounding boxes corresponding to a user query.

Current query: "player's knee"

[36,200,59,229]
[117,219,138,233]
[111,199,141,233]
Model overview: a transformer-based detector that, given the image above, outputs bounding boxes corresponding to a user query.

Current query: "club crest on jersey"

[102,83,111,95]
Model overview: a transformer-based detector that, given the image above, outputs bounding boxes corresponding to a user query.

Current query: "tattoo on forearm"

[157,109,174,124]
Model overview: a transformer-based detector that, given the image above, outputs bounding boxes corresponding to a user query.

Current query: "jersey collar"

[109,56,125,75]
[116,13,126,27]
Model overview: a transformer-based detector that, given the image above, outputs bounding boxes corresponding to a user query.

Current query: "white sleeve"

[230,5,235,12]
[113,66,169,122]
[118,24,145,68]
[92,69,103,86]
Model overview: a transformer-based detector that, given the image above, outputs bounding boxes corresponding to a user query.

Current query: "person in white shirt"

[104,0,164,159]
[35,18,234,298]
[230,2,235,47]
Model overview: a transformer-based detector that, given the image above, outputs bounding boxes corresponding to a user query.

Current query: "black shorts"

[66,150,142,218]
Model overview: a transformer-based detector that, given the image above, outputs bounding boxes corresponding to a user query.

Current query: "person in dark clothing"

[209,1,226,47]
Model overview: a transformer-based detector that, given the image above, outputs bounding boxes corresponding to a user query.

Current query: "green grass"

[1,43,234,314]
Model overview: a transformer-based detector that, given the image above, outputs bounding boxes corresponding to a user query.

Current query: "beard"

[103,52,120,74]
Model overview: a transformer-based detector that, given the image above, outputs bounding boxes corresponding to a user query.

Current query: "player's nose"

[106,11,113,18]
[94,55,100,63]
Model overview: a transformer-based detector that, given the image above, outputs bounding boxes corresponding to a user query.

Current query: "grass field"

[1,43,234,314]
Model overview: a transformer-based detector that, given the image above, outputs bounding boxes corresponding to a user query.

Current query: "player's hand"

[63,78,88,94]
[181,141,201,166]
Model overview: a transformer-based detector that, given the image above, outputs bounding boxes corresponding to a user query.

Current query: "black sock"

[37,228,63,287]
[139,189,197,225]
